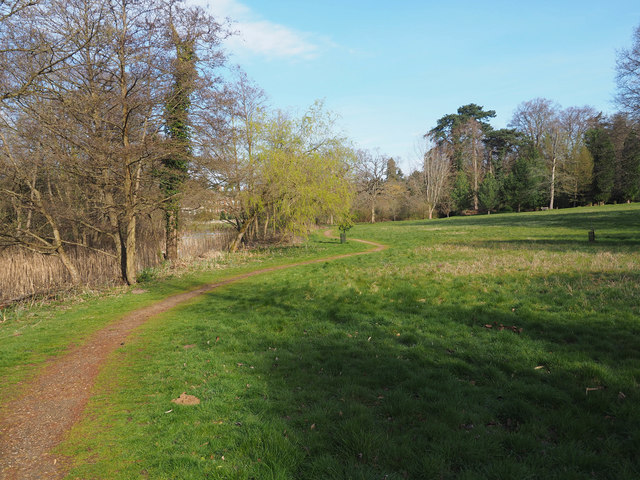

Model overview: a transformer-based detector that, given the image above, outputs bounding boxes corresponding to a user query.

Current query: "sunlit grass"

[0,235,366,404]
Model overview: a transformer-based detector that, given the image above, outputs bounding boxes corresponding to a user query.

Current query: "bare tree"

[510,98,562,208]
[415,138,450,219]
[509,98,558,151]
[0,113,81,283]
[457,118,485,210]
[557,106,598,205]
[0,0,96,101]
[0,0,229,285]
[616,23,640,119]
[355,149,387,223]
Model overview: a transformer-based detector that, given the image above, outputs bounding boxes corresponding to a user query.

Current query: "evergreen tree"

[620,130,640,201]
[429,103,496,170]
[450,170,472,213]
[503,153,545,212]
[478,172,500,214]
[585,128,616,204]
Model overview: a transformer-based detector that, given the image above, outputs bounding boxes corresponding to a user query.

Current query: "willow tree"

[225,102,354,252]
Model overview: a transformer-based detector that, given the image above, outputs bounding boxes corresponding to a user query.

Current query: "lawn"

[0,236,367,404]
[7,204,640,479]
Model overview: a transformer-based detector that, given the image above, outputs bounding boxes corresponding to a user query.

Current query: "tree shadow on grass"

[382,207,640,232]
[455,237,640,253]
[193,267,640,480]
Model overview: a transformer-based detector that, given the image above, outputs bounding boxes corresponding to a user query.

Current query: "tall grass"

[0,229,235,304]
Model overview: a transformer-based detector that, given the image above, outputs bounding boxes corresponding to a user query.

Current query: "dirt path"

[0,232,386,480]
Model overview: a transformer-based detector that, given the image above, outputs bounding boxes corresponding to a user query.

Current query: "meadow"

[3,204,640,479]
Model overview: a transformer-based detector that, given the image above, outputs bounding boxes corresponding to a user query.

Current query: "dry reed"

[0,229,235,304]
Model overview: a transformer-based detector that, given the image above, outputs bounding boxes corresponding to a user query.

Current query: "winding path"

[0,232,385,480]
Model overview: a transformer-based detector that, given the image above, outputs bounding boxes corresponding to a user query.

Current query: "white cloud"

[193,0,321,60]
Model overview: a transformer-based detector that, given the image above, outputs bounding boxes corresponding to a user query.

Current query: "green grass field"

[4,204,640,479]
[0,239,367,404]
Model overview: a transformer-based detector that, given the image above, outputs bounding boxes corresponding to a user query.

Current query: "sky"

[193,0,640,172]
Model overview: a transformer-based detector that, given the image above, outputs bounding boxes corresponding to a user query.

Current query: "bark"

[165,209,179,261]
[229,215,254,253]
[549,156,556,210]
[33,186,81,285]
[56,245,80,286]
[122,211,137,284]
[263,212,269,238]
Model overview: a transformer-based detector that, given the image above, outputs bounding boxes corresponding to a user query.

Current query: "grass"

[4,204,640,479]
[0,234,367,404]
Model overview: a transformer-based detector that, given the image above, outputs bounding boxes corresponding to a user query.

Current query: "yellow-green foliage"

[240,101,354,237]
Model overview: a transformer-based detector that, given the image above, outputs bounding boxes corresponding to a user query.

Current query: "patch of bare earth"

[0,233,385,479]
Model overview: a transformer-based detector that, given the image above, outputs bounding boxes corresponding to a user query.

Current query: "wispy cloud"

[197,0,322,60]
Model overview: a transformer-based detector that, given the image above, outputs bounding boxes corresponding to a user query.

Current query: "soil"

[171,393,201,406]
[0,232,385,479]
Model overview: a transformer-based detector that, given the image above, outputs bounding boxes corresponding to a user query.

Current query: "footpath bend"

[0,232,386,480]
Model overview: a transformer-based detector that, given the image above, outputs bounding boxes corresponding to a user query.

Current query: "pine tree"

[585,128,616,204]
[503,153,545,212]
[620,130,640,201]
[451,170,472,213]
[478,172,500,214]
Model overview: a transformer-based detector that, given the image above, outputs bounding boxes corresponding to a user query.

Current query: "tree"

[619,130,640,202]
[200,99,353,252]
[0,0,93,101]
[161,2,226,262]
[555,106,597,207]
[458,118,485,210]
[509,98,558,151]
[450,170,472,213]
[415,139,450,219]
[503,153,542,212]
[0,0,228,285]
[510,98,570,209]
[385,157,403,181]
[616,23,640,119]
[478,172,500,214]
[586,127,616,204]
[355,149,387,223]
[161,12,197,262]
[0,113,82,284]
[560,145,593,206]
[483,128,525,177]
[382,180,408,221]
[429,103,495,170]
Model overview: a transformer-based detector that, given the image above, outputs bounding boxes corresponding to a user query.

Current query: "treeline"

[0,0,352,287]
[353,101,640,223]
[353,23,640,223]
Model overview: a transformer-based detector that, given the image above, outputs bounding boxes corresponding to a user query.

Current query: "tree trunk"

[165,208,179,262]
[549,156,556,210]
[370,200,376,223]
[32,187,81,285]
[57,245,81,286]
[229,215,254,253]
[122,212,137,285]
[263,212,269,238]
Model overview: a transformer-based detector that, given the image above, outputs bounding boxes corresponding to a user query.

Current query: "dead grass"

[0,230,235,304]
[409,244,640,278]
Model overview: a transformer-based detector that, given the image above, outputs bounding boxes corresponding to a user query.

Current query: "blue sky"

[196,0,640,172]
